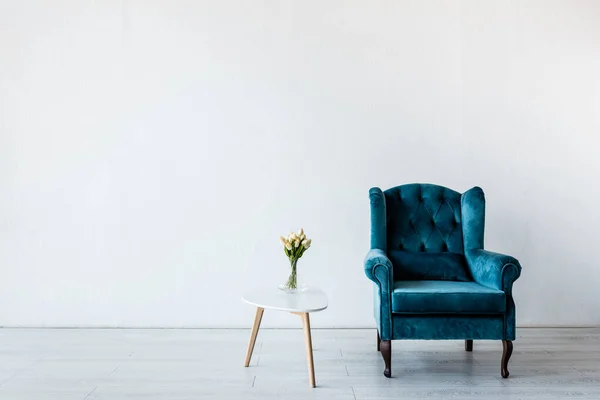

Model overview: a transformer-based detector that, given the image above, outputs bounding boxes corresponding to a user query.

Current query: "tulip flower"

[280,229,312,291]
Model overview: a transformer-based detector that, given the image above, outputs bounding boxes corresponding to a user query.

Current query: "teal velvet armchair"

[365,184,522,378]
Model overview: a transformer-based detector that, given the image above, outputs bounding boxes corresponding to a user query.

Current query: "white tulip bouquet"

[279,228,312,291]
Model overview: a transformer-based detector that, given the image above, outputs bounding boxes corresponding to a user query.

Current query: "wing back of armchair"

[370,184,483,282]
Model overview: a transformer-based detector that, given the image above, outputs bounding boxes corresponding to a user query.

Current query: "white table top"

[242,287,328,313]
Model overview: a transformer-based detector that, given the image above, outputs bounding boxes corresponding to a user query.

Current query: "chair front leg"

[380,340,391,378]
[501,340,513,378]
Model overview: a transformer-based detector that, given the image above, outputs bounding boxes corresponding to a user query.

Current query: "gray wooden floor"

[0,328,599,399]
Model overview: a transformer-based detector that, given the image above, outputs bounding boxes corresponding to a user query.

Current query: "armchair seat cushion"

[391,280,506,314]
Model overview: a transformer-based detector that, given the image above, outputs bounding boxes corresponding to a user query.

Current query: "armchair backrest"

[383,184,464,254]
[369,183,486,281]
[370,183,485,253]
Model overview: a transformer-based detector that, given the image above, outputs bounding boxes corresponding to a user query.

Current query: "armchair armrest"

[364,248,394,339]
[465,249,522,295]
[364,248,394,292]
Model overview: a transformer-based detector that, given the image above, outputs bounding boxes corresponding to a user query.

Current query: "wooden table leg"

[300,312,316,388]
[244,307,264,367]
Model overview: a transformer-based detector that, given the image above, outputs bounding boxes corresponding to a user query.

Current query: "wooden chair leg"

[380,340,391,378]
[376,330,381,352]
[465,340,473,352]
[501,340,513,378]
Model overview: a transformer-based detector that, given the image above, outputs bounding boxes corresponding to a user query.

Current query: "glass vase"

[278,258,307,292]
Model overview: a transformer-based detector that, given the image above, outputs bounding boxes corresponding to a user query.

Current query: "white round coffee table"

[242,287,328,388]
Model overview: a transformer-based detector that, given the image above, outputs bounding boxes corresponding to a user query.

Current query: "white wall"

[1,1,599,328]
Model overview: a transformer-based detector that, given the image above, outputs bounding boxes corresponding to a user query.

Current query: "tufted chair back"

[384,184,464,254]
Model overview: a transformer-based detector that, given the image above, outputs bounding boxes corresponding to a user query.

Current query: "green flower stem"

[285,258,298,289]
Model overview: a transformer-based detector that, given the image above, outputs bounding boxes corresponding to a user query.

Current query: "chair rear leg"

[465,340,473,351]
